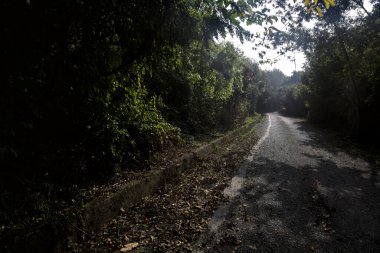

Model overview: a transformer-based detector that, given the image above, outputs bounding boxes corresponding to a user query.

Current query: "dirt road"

[198,113,380,252]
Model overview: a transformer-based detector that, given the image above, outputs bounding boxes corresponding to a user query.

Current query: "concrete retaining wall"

[76,119,257,236]
[15,119,259,253]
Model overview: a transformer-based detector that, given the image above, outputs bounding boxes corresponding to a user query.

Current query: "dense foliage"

[256,69,286,112]
[257,70,305,115]
[302,12,380,140]
[266,0,380,142]
[0,0,272,223]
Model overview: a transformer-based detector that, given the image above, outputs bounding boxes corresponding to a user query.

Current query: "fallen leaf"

[120,242,139,252]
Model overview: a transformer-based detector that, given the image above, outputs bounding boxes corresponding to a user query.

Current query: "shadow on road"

[201,116,380,253]
[205,157,380,253]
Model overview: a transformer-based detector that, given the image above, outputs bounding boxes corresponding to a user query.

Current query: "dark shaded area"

[223,158,379,252]
[295,119,380,167]
[0,1,271,240]
[301,12,380,144]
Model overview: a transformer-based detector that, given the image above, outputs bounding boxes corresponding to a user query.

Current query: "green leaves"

[302,14,380,137]
[0,0,275,224]
[304,0,336,17]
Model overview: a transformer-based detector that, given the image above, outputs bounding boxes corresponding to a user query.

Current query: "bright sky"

[223,0,373,76]
[225,34,305,76]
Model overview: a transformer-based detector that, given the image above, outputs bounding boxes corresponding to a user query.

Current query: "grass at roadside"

[239,113,265,141]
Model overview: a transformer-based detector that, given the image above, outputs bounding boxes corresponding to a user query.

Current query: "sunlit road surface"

[197,113,380,253]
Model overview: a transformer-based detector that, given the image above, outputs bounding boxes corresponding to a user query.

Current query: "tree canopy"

[0,0,273,227]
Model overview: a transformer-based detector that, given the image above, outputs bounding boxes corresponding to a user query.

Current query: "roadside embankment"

[70,115,267,252]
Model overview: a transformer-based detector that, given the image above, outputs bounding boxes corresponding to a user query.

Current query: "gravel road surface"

[197,113,380,253]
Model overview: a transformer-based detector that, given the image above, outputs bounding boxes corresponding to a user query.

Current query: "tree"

[261,0,379,140]
[0,0,274,227]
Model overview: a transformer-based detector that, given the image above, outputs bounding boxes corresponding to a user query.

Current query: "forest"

[1,0,379,252]
[277,0,380,141]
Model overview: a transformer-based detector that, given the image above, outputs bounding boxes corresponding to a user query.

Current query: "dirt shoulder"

[69,116,267,252]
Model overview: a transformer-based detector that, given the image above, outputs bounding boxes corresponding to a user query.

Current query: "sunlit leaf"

[120,242,139,252]
[323,0,330,9]
[327,0,336,7]
[316,6,323,17]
